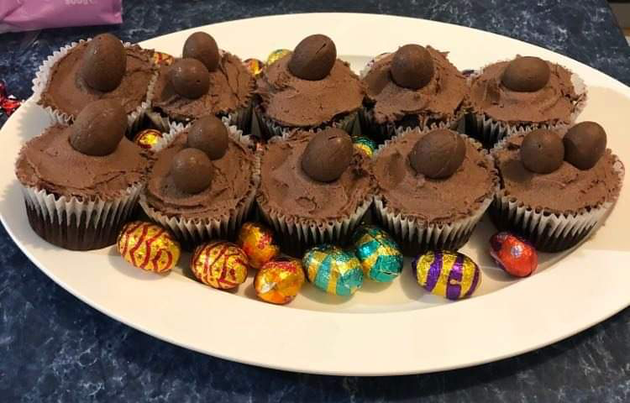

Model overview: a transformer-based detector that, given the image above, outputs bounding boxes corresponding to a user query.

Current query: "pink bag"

[0,0,122,33]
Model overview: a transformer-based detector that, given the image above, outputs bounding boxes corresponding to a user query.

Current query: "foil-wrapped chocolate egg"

[352,225,403,282]
[191,241,249,289]
[302,245,364,296]
[352,136,377,158]
[117,221,181,273]
[243,58,265,77]
[237,222,280,269]
[266,49,291,66]
[412,250,481,300]
[133,128,164,150]
[255,258,305,305]
[152,51,174,66]
[489,232,538,278]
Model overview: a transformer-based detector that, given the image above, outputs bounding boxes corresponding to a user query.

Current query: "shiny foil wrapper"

[243,58,265,77]
[352,225,403,282]
[133,128,163,150]
[490,232,538,278]
[117,221,181,273]
[302,245,364,296]
[152,51,174,66]
[254,258,305,305]
[191,241,249,289]
[237,222,280,269]
[352,136,376,158]
[412,250,481,300]
[266,49,291,66]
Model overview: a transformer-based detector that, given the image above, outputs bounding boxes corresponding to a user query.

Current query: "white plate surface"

[1,13,629,376]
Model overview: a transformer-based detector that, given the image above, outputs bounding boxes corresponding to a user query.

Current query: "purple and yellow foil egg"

[412,251,481,301]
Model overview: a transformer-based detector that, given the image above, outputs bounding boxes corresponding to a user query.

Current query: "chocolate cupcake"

[257,128,374,250]
[490,124,624,252]
[15,100,152,250]
[373,129,498,251]
[360,44,468,140]
[255,34,365,139]
[150,32,255,133]
[33,34,156,132]
[140,115,259,246]
[467,56,586,147]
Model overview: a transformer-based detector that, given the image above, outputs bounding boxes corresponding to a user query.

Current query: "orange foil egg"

[237,222,280,269]
[255,259,305,305]
[191,241,249,289]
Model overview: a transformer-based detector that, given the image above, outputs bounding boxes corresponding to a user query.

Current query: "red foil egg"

[489,232,538,278]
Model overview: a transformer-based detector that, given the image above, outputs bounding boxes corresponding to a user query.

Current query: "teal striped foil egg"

[352,225,403,282]
[352,136,377,158]
[302,245,364,296]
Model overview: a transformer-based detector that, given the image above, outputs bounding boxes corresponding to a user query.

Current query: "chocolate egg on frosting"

[501,56,550,92]
[80,33,127,92]
[301,128,353,182]
[520,129,564,174]
[169,58,210,99]
[390,44,434,90]
[187,115,229,160]
[171,148,214,193]
[409,129,465,179]
[183,32,220,72]
[563,121,607,170]
[69,99,127,156]
[288,34,337,80]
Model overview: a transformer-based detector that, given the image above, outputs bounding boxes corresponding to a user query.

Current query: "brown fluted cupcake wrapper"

[465,63,587,148]
[373,134,498,252]
[254,103,358,140]
[32,39,155,133]
[489,139,625,252]
[139,132,260,248]
[21,183,143,251]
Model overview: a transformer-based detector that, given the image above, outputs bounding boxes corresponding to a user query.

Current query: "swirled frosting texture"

[15,125,152,200]
[469,59,583,125]
[152,52,255,121]
[255,54,365,127]
[258,132,374,222]
[363,47,468,124]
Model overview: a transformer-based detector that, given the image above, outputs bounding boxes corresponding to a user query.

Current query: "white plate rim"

[1,12,629,376]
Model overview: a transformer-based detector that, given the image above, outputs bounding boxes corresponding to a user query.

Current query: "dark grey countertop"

[1,1,629,401]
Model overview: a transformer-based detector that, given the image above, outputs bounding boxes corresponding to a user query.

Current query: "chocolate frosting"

[258,132,374,222]
[152,52,254,121]
[374,130,497,223]
[469,58,583,125]
[39,43,155,118]
[493,134,621,214]
[363,47,468,124]
[255,53,365,127]
[145,131,255,220]
[15,125,152,200]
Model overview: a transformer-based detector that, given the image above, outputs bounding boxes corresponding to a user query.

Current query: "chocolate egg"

[409,129,466,179]
[169,58,210,99]
[301,128,353,182]
[412,250,481,300]
[563,121,607,170]
[303,245,364,296]
[501,56,550,92]
[80,33,127,92]
[390,44,434,90]
[520,129,564,174]
[288,34,337,80]
[183,32,220,72]
[171,148,213,193]
[187,115,229,160]
[69,99,127,156]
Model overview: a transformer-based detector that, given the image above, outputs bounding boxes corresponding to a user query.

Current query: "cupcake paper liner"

[489,139,625,252]
[466,63,587,148]
[139,125,260,247]
[373,134,499,252]
[21,183,143,251]
[254,104,358,140]
[31,39,155,133]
